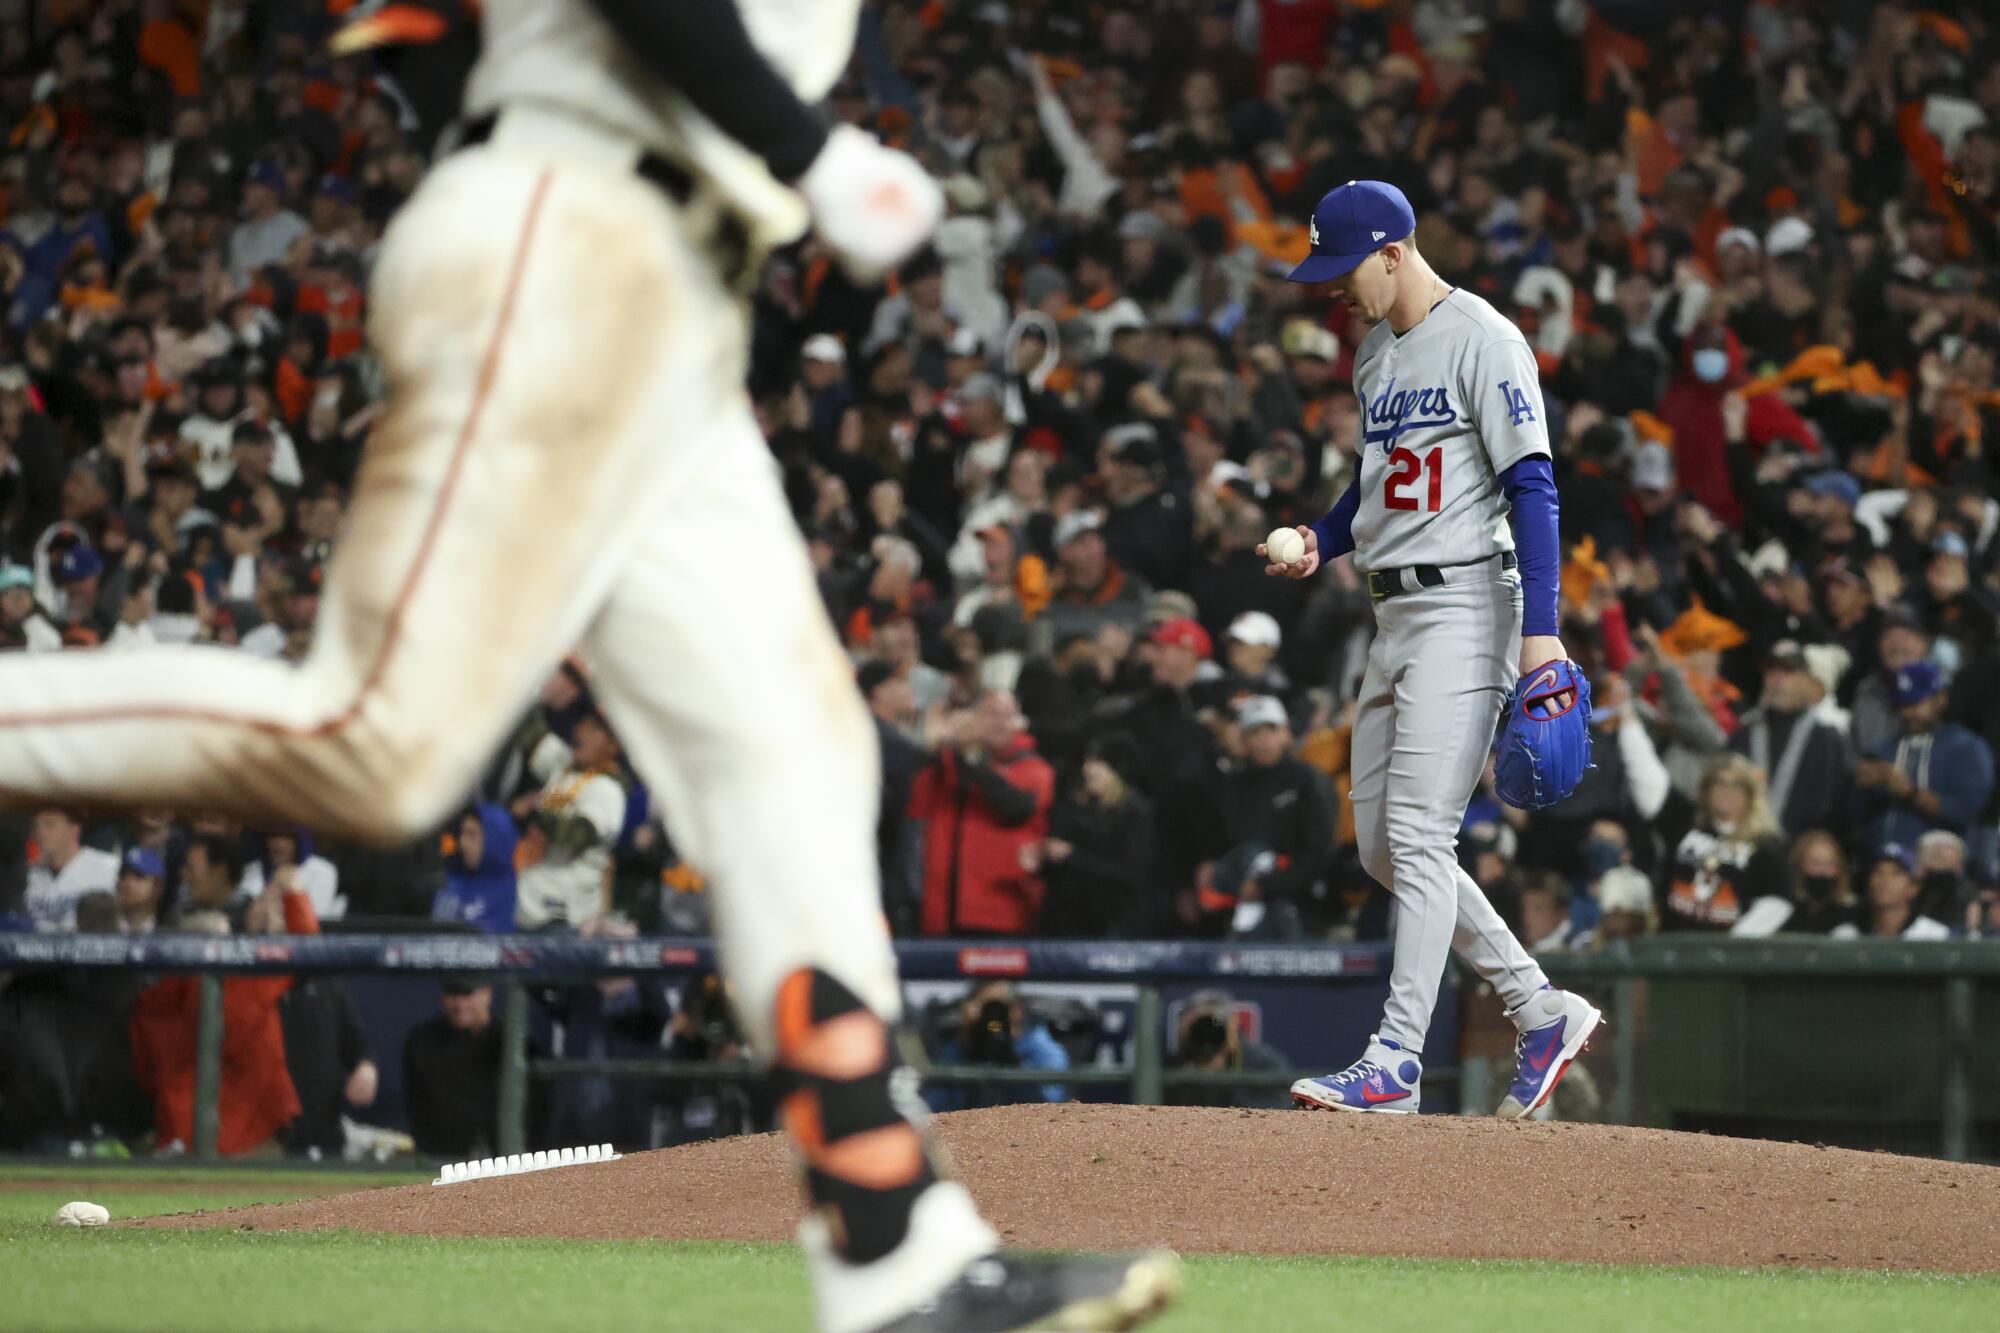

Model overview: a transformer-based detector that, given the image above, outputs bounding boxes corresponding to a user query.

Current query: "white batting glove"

[798,125,943,278]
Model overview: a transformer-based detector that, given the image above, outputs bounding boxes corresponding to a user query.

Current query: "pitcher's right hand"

[1259,525,1322,579]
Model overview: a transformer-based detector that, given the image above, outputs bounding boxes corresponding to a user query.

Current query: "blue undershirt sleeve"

[1499,455,1561,638]
[1310,471,1362,561]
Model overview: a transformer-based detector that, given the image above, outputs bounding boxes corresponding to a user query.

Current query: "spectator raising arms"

[513,711,629,932]
[909,689,1054,936]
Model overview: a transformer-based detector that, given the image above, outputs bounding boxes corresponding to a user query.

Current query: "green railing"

[8,933,1996,1162]
[1530,938,2000,1161]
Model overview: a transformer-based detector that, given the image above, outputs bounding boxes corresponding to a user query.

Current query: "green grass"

[0,1163,428,1231]
[2,1173,1995,1332]
[0,1162,429,1186]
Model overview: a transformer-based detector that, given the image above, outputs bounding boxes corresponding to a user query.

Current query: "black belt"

[456,112,753,287]
[1367,550,1517,601]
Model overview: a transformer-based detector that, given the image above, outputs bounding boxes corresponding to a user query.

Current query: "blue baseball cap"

[1932,530,1970,560]
[1800,470,1860,508]
[1873,842,1917,875]
[1891,661,1944,707]
[315,173,357,203]
[123,847,166,879]
[54,545,102,584]
[1288,180,1417,284]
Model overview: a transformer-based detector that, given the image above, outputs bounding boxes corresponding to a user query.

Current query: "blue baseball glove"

[1493,659,1593,810]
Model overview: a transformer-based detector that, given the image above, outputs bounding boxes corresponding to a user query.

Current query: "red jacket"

[1657,327,1815,529]
[130,890,318,1154]
[909,735,1055,935]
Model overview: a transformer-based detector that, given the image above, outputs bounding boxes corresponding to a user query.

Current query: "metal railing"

[0,933,1398,1159]
[5,933,1994,1161]
[1537,938,2000,1160]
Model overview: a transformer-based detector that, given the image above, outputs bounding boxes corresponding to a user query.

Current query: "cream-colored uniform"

[0,0,904,1055]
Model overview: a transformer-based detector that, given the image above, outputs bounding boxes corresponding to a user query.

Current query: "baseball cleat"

[1496,986,1602,1119]
[863,1249,1183,1332]
[1290,1036,1421,1113]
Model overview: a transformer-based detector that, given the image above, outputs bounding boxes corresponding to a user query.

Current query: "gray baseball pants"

[1350,558,1549,1053]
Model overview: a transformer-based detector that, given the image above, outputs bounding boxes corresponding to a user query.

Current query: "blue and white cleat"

[1291,1036,1421,1114]
[1496,987,1602,1119]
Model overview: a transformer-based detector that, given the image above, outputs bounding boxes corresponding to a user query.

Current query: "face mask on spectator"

[1921,871,1962,907]
[1692,348,1729,383]
[1581,837,1624,879]
[1800,873,1841,901]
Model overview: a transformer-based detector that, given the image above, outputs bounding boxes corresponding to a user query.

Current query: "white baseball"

[1265,527,1306,564]
[55,1201,110,1227]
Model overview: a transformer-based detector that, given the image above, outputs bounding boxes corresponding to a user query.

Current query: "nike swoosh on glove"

[1492,658,1593,811]
[797,124,944,278]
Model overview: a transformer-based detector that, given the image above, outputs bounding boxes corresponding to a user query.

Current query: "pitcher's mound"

[144,1105,2000,1272]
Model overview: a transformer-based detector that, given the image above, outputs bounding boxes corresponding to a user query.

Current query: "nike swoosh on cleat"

[1361,1085,1409,1104]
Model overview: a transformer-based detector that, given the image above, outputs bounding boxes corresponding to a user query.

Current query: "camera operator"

[660,971,763,1145]
[924,980,1069,1113]
[1166,989,1291,1109]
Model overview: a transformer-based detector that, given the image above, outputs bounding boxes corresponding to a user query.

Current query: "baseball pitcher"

[1264,181,1602,1118]
[0,2,1176,1329]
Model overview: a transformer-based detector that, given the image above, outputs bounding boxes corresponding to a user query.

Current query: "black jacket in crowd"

[1213,756,1336,904]
[876,715,927,932]
[1038,790,1155,938]
[279,978,372,1158]
[402,1015,502,1160]
[1102,486,1192,592]
[1728,706,1853,840]
[1105,683,1214,799]
[1188,546,1306,647]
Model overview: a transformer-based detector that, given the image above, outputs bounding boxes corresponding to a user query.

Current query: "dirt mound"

[142,1105,2000,1272]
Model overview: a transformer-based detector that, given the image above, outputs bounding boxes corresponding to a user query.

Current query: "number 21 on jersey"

[1383,446,1442,512]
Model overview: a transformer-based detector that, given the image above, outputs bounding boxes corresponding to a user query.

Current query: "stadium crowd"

[2,0,2000,1152]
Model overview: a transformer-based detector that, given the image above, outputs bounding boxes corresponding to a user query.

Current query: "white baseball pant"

[0,121,901,1047]
[1350,561,1550,1052]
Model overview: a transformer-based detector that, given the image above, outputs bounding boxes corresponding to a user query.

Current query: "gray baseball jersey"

[1340,288,1555,1057]
[1347,289,1550,573]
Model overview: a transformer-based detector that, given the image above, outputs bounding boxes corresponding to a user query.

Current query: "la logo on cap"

[1309,217,1319,247]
